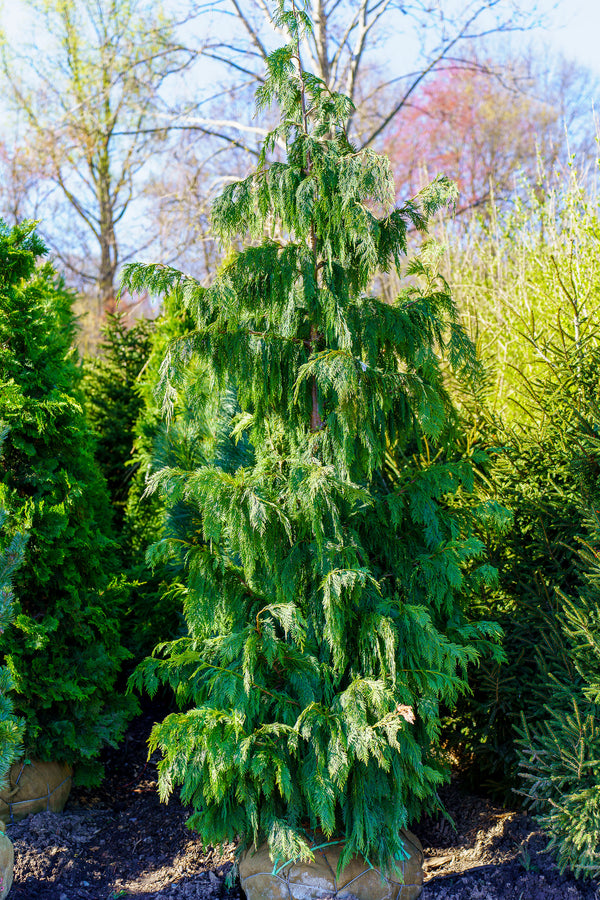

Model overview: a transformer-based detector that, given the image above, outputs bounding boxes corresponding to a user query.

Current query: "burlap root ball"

[0,759,73,825]
[0,829,13,899]
[239,829,424,900]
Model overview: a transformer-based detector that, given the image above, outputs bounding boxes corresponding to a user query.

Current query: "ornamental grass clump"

[125,0,502,872]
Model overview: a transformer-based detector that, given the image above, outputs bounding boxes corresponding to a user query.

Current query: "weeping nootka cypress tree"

[125,0,502,871]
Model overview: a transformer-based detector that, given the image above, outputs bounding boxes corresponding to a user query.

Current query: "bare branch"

[200,50,266,82]
[112,124,262,158]
[362,2,505,147]
[228,0,269,60]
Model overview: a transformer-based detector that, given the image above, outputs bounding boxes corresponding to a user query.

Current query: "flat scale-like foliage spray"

[125,0,503,872]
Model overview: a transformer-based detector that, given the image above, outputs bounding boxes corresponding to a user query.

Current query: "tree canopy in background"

[2,0,588,337]
[0,0,194,326]
[186,0,540,149]
[384,47,599,212]
[149,0,556,273]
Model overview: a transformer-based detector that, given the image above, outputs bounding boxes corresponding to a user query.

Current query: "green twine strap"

[272,839,346,876]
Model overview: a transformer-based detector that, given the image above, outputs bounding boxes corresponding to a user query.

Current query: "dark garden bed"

[6,709,598,900]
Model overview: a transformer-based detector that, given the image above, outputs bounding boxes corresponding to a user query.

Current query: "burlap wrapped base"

[0,759,73,825]
[239,830,424,900]
[0,829,13,899]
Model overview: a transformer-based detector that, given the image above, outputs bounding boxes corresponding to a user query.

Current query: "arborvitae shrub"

[0,428,25,786]
[0,221,137,785]
[125,2,503,872]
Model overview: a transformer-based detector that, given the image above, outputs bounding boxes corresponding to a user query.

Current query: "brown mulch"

[6,708,600,900]
[418,785,599,899]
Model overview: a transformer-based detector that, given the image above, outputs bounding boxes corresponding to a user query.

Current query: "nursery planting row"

[1,2,599,890]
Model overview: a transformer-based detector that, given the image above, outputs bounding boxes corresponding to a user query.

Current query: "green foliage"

[443,161,600,420]
[115,292,203,659]
[123,291,197,557]
[510,316,600,879]
[84,312,154,537]
[443,401,590,795]
[517,516,600,879]
[83,308,200,662]
[441,161,600,799]
[0,427,25,787]
[0,220,137,785]
[441,164,600,877]
[125,1,501,873]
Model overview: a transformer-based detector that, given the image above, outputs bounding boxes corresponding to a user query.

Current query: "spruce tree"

[0,221,137,785]
[517,530,600,878]
[510,314,600,878]
[84,312,154,538]
[125,0,501,871]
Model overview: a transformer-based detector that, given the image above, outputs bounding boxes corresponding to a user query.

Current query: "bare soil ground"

[419,785,598,900]
[7,709,599,900]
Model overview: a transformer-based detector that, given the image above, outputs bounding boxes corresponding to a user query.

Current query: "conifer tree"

[125,0,501,871]
[83,311,173,659]
[0,428,25,786]
[518,510,600,878]
[84,312,154,538]
[0,221,137,784]
[509,311,600,878]
[109,294,213,658]
[123,291,198,559]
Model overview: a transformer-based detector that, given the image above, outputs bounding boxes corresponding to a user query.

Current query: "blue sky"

[537,0,600,72]
[2,0,600,74]
[1,0,600,61]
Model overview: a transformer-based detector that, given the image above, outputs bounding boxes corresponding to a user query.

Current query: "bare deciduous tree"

[1,0,195,315]
[146,0,546,277]
[383,46,600,214]
[175,0,543,151]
